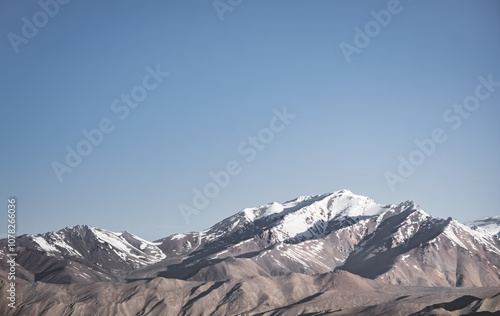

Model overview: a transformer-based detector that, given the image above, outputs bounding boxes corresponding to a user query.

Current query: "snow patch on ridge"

[466,217,500,236]
[171,234,186,240]
[261,202,284,218]
[33,236,58,253]
[442,220,500,256]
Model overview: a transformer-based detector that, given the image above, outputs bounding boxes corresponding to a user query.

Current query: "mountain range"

[1,190,499,315]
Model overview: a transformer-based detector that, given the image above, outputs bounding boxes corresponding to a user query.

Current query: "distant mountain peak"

[466,216,500,237]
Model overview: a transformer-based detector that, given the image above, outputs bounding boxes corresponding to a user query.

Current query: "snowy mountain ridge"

[191,189,388,246]
[466,216,500,237]
[2,190,500,315]
[28,225,165,265]
[1,189,499,287]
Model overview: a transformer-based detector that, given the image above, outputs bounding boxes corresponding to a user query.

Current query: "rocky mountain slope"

[1,270,499,315]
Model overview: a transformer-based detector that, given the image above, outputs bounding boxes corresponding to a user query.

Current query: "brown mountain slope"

[1,270,499,316]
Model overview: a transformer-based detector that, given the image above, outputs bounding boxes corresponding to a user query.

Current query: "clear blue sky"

[1,0,499,240]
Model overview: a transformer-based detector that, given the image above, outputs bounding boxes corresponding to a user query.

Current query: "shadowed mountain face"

[1,190,499,315]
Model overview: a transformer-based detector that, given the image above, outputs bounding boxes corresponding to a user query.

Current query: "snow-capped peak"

[30,225,166,265]
[260,190,386,242]
[238,190,383,224]
[325,190,384,217]
[261,202,285,218]
[465,216,500,236]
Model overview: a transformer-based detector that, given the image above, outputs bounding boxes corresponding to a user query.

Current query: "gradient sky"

[1,0,499,241]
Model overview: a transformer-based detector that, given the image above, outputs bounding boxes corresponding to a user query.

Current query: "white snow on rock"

[171,233,186,240]
[33,236,58,253]
[261,202,284,218]
[466,216,500,236]
[267,190,385,242]
[31,232,84,258]
[442,220,500,255]
[91,227,166,264]
[30,226,166,266]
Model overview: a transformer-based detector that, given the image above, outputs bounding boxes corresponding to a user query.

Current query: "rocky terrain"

[1,190,499,315]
